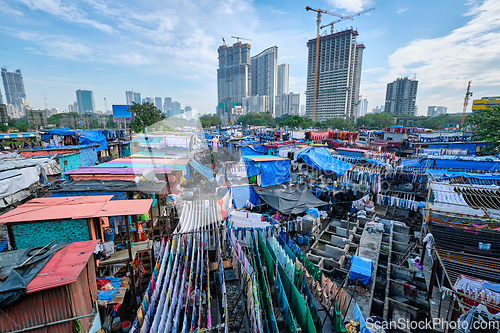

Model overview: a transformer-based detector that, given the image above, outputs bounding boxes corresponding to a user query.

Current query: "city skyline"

[0,1,499,117]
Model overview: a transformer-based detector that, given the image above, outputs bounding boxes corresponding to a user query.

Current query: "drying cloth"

[98,277,122,301]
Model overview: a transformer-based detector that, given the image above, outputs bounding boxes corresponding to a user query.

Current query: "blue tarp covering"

[77,130,107,151]
[305,208,320,217]
[336,149,364,157]
[241,145,267,156]
[243,156,290,187]
[402,158,499,171]
[298,147,353,176]
[41,128,75,141]
[432,143,491,155]
[232,186,259,208]
[204,133,212,140]
[189,159,215,180]
[260,159,290,187]
[349,256,374,285]
[427,170,500,180]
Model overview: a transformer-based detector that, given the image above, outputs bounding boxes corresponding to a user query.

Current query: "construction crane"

[306,6,349,122]
[321,7,374,34]
[231,36,252,43]
[461,81,473,125]
[222,37,226,46]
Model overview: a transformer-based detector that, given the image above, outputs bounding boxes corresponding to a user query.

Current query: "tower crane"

[231,36,252,43]
[306,6,374,122]
[321,7,374,34]
[461,81,473,126]
[222,37,226,46]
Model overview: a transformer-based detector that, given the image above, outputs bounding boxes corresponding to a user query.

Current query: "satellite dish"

[142,169,156,182]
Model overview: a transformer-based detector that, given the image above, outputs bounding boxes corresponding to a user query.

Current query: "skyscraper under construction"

[305,29,364,122]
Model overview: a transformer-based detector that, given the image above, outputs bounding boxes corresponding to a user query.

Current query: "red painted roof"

[27,240,99,293]
[0,196,153,224]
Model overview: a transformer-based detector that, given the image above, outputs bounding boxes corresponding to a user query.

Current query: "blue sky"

[0,0,499,116]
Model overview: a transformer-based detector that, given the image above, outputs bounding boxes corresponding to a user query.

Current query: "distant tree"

[277,115,312,129]
[129,102,166,133]
[323,117,356,131]
[237,112,275,127]
[0,124,9,132]
[199,115,221,128]
[8,116,29,132]
[274,114,293,124]
[356,113,394,129]
[466,105,500,154]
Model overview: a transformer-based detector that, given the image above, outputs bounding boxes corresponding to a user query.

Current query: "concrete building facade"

[277,64,289,96]
[305,30,364,122]
[384,77,418,116]
[251,46,278,115]
[217,42,251,123]
[26,109,48,129]
[1,68,27,117]
[133,92,141,104]
[164,97,172,116]
[172,101,181,116]
[125,91,134,105]
[0,104,8,124]
[242,95,268,114]
[358,98,368,117]
[275,93,300,117]
[427,106,447,117]
[76,89,95,114]
[155,97,163,111]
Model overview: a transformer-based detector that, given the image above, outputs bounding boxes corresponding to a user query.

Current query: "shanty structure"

[0,196,152,249]
[0,240,101,332]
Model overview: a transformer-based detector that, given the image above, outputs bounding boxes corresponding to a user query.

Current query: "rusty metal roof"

[26,240,100,293]
[0,196,153,224]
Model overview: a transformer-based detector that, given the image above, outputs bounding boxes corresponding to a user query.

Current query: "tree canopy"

[278,115,312,129]
[323,117,356,131]
[199,114,221,128]
[237,112,275,126]
[129,102,166,133]
[417,114,466,129]
[466,105,500,154]
[356,113,394,129]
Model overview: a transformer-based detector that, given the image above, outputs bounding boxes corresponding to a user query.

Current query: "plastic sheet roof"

[0,196,153,224]
[26,240,99,293]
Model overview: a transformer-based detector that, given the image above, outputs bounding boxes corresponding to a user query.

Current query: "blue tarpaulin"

[189,159,215,180]
[402,157,499,171]
[77,130,107,151]
[41,128,75,141]
[241,145,267,156]
[232,186,259,208]
[349,256,374,285]
[305,208,320,217]
[260,159,290,187]
[204,133,213,140]
[298,147,353,176]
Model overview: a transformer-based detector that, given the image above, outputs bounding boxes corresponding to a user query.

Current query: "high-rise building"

[0,104,8,124]
[155,97,163,111]
[1,68,27,116]
[427,106,447,117]
[133,92,141,104]
[217,42,251,123]
[164,97,172,116]
[184,106,192,119]
[76,89,95,114]
[305,30,364,122]
[277,64,289,96]
[125,91,134,105]
[251,46,278,115]
[384,77,418,116]
[172,101,181,116]
[143,97,154,104]
[372,105,384,114]
[242,96,268,114]
[68,101,78,113]
[358,98,368,117]
[0,88,3,104]
[275,93,300,117]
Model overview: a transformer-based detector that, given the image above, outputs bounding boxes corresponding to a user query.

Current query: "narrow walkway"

[346,227,383,319]
[423,258,454,332]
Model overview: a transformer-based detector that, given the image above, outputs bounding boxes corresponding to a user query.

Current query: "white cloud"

[17,31,93,60]
[397,7,409,14]
[324,0,372,12]
[16,0,115,33]
[361,0,500,114]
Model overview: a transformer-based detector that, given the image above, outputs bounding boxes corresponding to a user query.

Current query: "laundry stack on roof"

[0,123,500,332]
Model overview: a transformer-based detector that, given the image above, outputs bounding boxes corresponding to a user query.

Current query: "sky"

[0,0,499,117]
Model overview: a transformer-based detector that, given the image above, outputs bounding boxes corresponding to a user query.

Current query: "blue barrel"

[104,228,115,242]
[304,237,309,245]
[297,236,303,245]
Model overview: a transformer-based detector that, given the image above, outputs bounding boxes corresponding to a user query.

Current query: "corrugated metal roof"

[27,240,99,293]
[0,196,153,224]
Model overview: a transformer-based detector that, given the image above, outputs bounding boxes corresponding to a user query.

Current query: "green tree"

[199,115,221,128]
[129,102,166,133]
[466,105,500,154]
[324,117,356,131]
[357,113,394,129]
[0,124,9,132]
[237,112,275,126]
[277,115,312,129]
[274,114,293,124]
